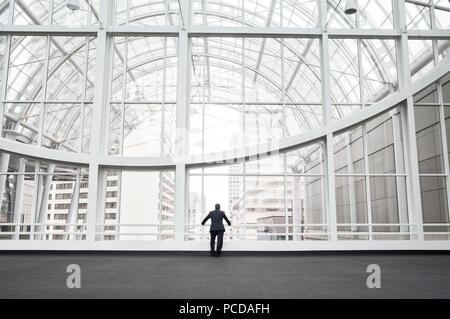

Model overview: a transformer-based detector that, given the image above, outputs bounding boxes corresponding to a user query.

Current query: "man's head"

[215,203,220,210]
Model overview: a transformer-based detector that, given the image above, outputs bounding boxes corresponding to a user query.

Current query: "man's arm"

[223,212,231,226]
[201,213,211,226]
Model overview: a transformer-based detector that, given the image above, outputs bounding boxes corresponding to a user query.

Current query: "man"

[201,204,231,257]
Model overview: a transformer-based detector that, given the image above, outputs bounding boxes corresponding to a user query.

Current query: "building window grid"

[333,111,413,241]
[0,167,88,240]
[99,169,175,241]
[1,0,96,154]
[414,81,450,239]
[188,147,327,241]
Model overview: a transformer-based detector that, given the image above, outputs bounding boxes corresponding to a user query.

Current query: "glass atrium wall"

[0,0,449,250]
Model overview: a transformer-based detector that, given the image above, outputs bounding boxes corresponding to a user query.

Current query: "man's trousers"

[210,230,225,253]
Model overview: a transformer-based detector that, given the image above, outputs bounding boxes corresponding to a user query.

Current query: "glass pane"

[186,175,205,241]
[335,175,368,240]
[0,173,39,240]
[245,104,283,147]
[7,36,46,101]
[103,169,119,240]
[361,39,398,104]
[332,105,362,121]
[52,0,99,26]
[415,106,444,174]
[445,105,450,170]
[46,37,87,101]
[327,0,356,29]
[85,37,97,101]
[0,0,10,25]
[244,38,283,103]
[283,38,321,102]
[126,37,178,102]
[104,170,175,241]
[187,174,240,240]
[43,104,81,152]
[82,104,92,153]
[0,158,89,241]
[192,0,319,28]
[245,175,286,240]
[434,0,450,29]
[359,0,393,29]
[191,37,244,103]
[409,39,434,82]
[438,40,450,63]
[414,83,438,103]
[240,0,279,28]
[123,104,175,157]
[108,104,122,156]
[3,103,40,145]
[285,104,322,135]
[130,0,168,26]
[245,153,284,175]
[370,176,409,238]
[282,0,318,28]
[110,37,126,102]
[367,113,398,174]
[18,174,37,240]
[14,0,49,25]
[116,0,178,26]
[190,103,242,155]
[329,39,360,104]
[286,176,327,241]
[286,143,323,174]
[443,81,450,103]
[0,174,18,238]
[334,127,365,174]
[47,173,88,240]
[420,176,450,233]
[405,1,431,30]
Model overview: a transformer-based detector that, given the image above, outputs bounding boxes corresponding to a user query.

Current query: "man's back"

[202,209,231,231]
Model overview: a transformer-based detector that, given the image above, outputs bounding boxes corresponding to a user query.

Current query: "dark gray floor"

[0,252,449,299]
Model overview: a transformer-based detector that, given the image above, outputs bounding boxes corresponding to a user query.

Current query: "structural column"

[0,152,10,215]
[394,0,424,241]
[437,80,450,239]
[86,0,113,242]
[392,111,409,234]
[64,171,80,240]
[345,133,358,234]
[12,158,25,240]
[320,0,337,242]
[174,0,191,242]
[35,163,55,240]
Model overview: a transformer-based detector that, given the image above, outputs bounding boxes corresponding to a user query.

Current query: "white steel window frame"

[0,0,449,250]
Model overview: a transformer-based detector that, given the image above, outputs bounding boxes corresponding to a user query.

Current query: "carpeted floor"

[0,252,449,299]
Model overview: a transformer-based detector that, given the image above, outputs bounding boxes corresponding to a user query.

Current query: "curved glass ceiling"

[0,0,448,157]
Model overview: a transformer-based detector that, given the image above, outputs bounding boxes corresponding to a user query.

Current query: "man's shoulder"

[210,210,225,214]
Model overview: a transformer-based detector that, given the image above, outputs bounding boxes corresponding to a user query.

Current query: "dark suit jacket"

[201,210,231,231]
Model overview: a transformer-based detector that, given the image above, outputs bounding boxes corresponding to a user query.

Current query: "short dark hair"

[215,203,220,210]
